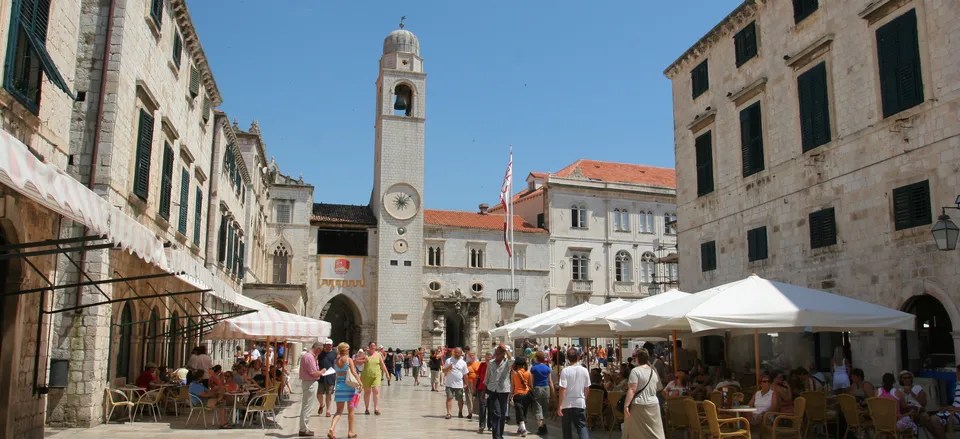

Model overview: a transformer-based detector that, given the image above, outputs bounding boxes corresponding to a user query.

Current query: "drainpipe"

[76,0,118,312]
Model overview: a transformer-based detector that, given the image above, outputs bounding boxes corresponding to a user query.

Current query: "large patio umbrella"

[511,301,598,339]
[488,307,566,340]
[613,275,915,383]
[207,294,331,342]
[555,299,635,337]
[605,289,692,336]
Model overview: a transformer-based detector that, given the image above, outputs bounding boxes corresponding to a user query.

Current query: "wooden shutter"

[238,242,245,279]
[158,143,174,219]
[178,168,189,235]
[226,223,233,268]
[692,60,709,98]
[232,233,240,274]
[877,9,924,118]
[892,180,931,230]
[748,227,768,261]
[133,109,155,199]
[809,208,837,249]
[217,216,226,262]
[150,0,163,26]
[189,66,200,97]
[798,63,832,152]
[740,102,764,177]
[193,188,202,245]
[701,241,716,272]
[735,22,757,67]
[793,0,818,23]
[202,95,211,122]
[695,131,714,196]
[172,31,182,69]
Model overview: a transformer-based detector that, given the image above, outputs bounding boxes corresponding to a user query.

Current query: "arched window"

[615,251,632,282]
[640,252,656,283]
[470,248,484,268]
[116,303,133,380]
[571,253,589,280]
[145,308,159,365]
[394,84,413,117]
[571,204,587,228]
[668,263,679,282]
[167,312,179,368]
[427,246,442,266]
[273,243,289,284]
[619,209,630,232]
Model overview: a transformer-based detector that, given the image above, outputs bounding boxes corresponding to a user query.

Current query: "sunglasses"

[761,380,770,383]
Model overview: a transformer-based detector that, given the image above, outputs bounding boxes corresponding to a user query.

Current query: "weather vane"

[399,16,406,29]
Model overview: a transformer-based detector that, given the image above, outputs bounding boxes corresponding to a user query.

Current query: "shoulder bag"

[619,367,654,412]
[345,360,361,389]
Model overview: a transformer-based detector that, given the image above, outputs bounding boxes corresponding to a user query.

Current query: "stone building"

[665,0,960,379]
[491,160,679,308]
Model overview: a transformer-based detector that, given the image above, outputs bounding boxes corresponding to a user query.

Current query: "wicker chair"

[703,400,751,439]
[762,396,806,439]
[586,389,608,430]
[866,397,916,439]
[802,391,838,438]
[667,397,693,439]
[184,395,220,428]
[837,394,873,439]
[683,398,706,439]
[607,391,625,438]
[710,391,725,407]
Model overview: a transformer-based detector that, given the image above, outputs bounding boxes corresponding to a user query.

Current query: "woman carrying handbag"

[329,342,363,439]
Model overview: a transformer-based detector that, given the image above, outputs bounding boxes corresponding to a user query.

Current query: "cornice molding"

[785,34,834,70]
[728,76,767,107]
[170,0,223,106]
[664,0,762,79]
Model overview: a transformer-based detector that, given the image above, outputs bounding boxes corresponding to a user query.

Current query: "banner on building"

[318,256,365,287]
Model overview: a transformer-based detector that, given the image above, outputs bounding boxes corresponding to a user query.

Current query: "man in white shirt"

[558,348,591,439]
[250,344,262,362]
[484,344,512,439]
[443,347,469,419]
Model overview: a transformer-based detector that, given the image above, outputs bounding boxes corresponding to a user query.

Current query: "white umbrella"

[555,299,635,337]
[605,289,692,336]
[512,302,598,338]
[488,307,566,340]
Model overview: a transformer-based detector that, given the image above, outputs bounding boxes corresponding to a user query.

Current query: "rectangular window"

[514,250,525,270]
[178,168,189,235]
[226,223,234,268]
[189,65,200,97]
[747,226,769,262]
[202,94,211,122]
[691,60,709,98]
[536,213,545,229]
[172,31,182,69]
[238,242,245,278]
[571,255,589,281]
[133,109,155,199]
[700,241,717,272]
[877,9,924,118]
[158,143,174,220]
[793,0,818,23]
[695,131,715,196]
[809,208,837,249]
[389,260,398,266]
[150,0,163,27]
[193,188,202,245]
[276,203,291,223]
[469,248,484,268]
[734,22,758,67]
[403,260,412,267]
[797,62,832,152]
[217,215,226,262]
[664,213,677,234]
[892,180,931,231]
[739,101,765,177]
[3,0,74,113]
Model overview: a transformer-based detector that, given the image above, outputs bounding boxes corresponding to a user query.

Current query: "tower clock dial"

[382,183,421,221]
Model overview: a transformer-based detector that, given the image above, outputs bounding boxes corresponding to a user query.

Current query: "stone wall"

[667,0,960,378]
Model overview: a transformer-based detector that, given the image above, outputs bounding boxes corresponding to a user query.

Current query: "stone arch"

[315,290,371,325]
[893,279,960,371]
[245,292,299,316]
[318,294,364,349]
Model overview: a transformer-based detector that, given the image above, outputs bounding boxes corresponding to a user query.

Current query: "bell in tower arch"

[393,84,413,116]
[393,94,408,111]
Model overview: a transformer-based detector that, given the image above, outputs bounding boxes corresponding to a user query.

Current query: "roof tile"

[554,159,676,188]
[311,203,377,225]
[424,209,547,233]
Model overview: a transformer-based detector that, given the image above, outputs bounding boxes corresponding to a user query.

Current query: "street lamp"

[931,196,960,251]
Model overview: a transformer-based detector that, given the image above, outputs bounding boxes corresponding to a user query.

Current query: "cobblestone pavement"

[45,376,624,438]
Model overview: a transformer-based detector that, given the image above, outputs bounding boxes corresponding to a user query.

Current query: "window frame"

[178,168,190,235]
[876,8,924,118]
[734,21,758,67]
[691,60,709,99]
[747,226,769,262]
[640,252,656,283]
[739,101,765,178]
[695,131,715,197]
[149,0,163,28]
[892,180,931,231]
[809,208,838,249]
[615,251,632,283]
[793,0,818,24]
[158,142,174,220]
[276,202,292,224]
[132,109,155,200]
[571,253,589,281]
[571,204,587,229]
[797,62,832,152]
[2,0,76,113]
[701,241,717,272]
[469,247,485,268]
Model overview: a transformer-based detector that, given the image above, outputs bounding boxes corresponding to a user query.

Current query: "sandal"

[327,430,336,439]
[347,435,358,439]
[364,410,370,415]
[445,414,452,419]
[375,410,381,416]
[325,412,332,417]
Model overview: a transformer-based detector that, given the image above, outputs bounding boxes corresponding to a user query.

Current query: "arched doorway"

[445,311,465,348]
[144,308,159,365]
[116,303,133,380]
[901,295,955,371]
[168,312,179,368]
[321,295,360,349]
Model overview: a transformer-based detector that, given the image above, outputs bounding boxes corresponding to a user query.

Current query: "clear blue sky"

[189,1,741,211]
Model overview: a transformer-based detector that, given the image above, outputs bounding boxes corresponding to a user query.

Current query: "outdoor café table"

[226,391,248,424]
[720,407,758,429]
[119,385,146,402]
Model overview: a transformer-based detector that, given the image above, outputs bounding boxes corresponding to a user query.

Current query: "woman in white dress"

[831,347,851,393]
[623,349,664,439]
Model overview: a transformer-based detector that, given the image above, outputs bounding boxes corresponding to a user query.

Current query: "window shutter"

[238,242,245,279]
[202,95,211,122]
[809,208,837,249]
[193,188,202,245]
[892,180,931,230]
[537,213,545,229]
[692,60,709,98]
[189,66,200,97]
[150,0,163,27]
[798,63,832,152]
[695,131,714,196]
[734,22,757,67]
[877,10,924,118]
[233,233,240,274]
[178,168,189,235]
[133,109,155,199]
[793,0,818,23]
[747,229,757,261]
[226,223,233,268]
[172,32,182,69]
[740,103,764,177]
[758,228,768,260]
[700,241,716,272]
[748,227,768,261]
[158,143,174,219]
[217,216,226,262]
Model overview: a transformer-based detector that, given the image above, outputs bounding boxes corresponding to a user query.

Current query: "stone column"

[952,332,960,369]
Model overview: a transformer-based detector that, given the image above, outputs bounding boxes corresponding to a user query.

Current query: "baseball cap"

[324,338,333,345]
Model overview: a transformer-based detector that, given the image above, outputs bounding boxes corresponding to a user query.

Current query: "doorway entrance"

[901,295,955,372]
[445,311,465,348]
[322,295,360,349]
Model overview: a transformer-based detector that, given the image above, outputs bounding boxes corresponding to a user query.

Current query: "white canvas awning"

[207,295,330,342]
[512,302,598,338]
[554,299,635,337]
[488,307,566,340]
[615,275,915,334]
[606,289,692,336]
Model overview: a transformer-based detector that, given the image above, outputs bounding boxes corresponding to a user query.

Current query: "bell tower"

[371,21,426,348]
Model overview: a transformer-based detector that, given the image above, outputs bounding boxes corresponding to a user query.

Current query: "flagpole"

[509,145,515,297]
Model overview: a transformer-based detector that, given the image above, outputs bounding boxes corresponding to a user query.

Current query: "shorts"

[412,366,420,376]
[446,387,464,401]
[317,381,335,395]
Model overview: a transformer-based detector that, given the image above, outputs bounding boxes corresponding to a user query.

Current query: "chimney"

[478,203,489,215]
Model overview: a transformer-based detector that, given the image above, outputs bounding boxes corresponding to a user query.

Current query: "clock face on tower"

[382,183,421,221]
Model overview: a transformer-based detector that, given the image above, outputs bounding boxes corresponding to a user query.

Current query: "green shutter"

[691,60,709,98]
[238,242,245,279]
[893,180,931,230]
[809,208,837,249]
[178,168,189,235]
[172,31,182,69]
[695,131,714,196]
[150,0,163,27]
[793,0,818,23]
[232,233,239,274]
[193,188,202,245]
[739,102,764,177]
[202,95,211,122]
[217,215,226,262]
[734,22,757,67]
[748,227,768,262]
[158,143,174,219]
[226,223,233,268]
[877,9,924,118]
[701,241,716,272]
[133,109,155,199]
[189,65,200,97]
[798,63,832,152]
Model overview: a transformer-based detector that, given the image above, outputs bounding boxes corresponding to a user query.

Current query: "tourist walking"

[623,348,664,439]
[466,352,480,419]
[558,348,590,439]
[328,342,362,439]
[443,347,469,419]
[299,341,326,437]
[530,351,555,435]
[511,357,533,437]
[384,348,396,386]
[476,352,491,434]
[403,350,411,377]
[393,349,403,381]
[356,341,390,415]
[429,348,443,392]
[484,344,512,439]
[410,350,422,386]
[317,339,337,417]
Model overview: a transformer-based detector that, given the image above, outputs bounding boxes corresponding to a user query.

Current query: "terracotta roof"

[488,186,543,213]
[528,172,547,179]
[424,209,547,233]
[311,203,377,225]
[553,159,676,188]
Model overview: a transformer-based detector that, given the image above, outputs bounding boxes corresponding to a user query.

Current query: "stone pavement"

[45,376,625,438]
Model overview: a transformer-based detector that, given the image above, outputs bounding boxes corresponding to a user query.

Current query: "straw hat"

[144,362,158,369]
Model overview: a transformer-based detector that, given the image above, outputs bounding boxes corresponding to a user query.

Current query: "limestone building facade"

[665,0,960,379]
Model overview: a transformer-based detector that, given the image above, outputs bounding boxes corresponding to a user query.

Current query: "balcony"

[571,279,593,294]
[613,281,634,294]
[496,288,520,304]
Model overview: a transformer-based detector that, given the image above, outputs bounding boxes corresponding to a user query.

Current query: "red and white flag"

[499,149,513,257]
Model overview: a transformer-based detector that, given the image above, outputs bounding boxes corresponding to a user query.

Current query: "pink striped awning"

[206,299,331,342]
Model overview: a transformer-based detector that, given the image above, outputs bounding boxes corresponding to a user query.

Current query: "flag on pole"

[499,149,513,257]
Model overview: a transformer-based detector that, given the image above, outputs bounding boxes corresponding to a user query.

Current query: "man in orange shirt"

[598,346,607,367]
[465,352,480,419]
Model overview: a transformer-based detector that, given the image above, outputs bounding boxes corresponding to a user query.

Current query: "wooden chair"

[710,391,725,407]
[762,396,806,439]
[837,394,873,439]
[134,388,164,422]
[105,389,135,424]
[607,391,625,438]
[667,396,693,439]
[683,398,706,439]
[802,391,838,438]
[586,389,608,430]
[243,393,278,429]
[703,400,750,439]
[866,397,916,439]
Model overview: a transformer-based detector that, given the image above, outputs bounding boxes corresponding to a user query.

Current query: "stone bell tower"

[370,21,426,348]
